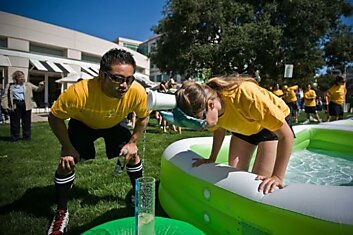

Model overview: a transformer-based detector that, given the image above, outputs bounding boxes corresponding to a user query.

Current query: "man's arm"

[48,113,80,162]
[30,81,45,92]
[121,115,149,159]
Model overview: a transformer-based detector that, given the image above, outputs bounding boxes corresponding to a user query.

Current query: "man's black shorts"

[68,118,131,160]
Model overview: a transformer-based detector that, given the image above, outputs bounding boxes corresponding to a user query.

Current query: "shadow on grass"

[0,185,129,219]
[0,136,12,142]
[0,185,55,218]
[0,180,168,234]
[68,180,169,234]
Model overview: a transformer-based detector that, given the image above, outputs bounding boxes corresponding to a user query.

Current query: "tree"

[152,0,353,85]
[324,24,353,73]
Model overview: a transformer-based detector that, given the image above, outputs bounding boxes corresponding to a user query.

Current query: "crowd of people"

[0,48,349,235]
[269,76,347,124]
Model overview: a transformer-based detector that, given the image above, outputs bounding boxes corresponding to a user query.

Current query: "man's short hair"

[100,48,136,73]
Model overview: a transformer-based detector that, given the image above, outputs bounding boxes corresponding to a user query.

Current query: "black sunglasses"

[104,71,135,85]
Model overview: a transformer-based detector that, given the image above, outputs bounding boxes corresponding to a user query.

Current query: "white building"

[0,11,151,108]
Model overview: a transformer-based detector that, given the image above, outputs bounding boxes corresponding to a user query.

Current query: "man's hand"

[121,143,138,162]
[59,156,76,174]
[57,148,80,175]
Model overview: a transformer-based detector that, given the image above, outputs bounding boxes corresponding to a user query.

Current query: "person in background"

[0,86,5,124]
[176,74,294,195]
[283,85,299,124]
[47,49,149,235]
[326,75,347,121]
[322,92,330,121]
[165,78,182,134]
[296,86,304,111]
[316,96,323,111]
[1,71,44,141]
[302,84,321,124]
[127,111,136,128]
[154,81,168,130]
[272,83,284,98]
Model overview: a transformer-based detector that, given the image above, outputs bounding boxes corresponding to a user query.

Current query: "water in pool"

[285,149,353,186]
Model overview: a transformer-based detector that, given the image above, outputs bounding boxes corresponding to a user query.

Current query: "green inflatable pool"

[82,216,205,235]
[159,120,353,235]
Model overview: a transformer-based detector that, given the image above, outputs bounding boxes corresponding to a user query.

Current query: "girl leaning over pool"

[176,74,294,194]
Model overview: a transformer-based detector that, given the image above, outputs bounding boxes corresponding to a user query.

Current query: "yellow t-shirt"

[216,82,290,136]
[328,84,346,105]
[304,89,317,107]
[51,78,149,129]
[284,85,298,103]
[273,89,284,98]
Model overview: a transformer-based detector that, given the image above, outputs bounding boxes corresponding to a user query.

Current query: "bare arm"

[122,115,149,160]
[48,113,79,174]
[256,122,294,194]
[192,127,226,167]
[30,81,45,92]
[209,128,226,161]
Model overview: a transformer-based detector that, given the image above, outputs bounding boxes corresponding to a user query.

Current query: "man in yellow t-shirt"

[47,49,149,235]
[303,84,321,124]
[327,76,347,121]
[272,83,284,98]
[283,85,299,123]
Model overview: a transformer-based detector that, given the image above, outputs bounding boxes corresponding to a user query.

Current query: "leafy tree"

[324,24,353,73]
[152,0,353,85]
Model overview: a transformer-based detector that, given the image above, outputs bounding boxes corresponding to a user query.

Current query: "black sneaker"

[47,209,69,235]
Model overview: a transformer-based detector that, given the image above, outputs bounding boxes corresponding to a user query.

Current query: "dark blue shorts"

[231,116,294,145]
[305,106,317,114]
[286,101,298,111]
[68,118,131,160]
[328,101,343,117]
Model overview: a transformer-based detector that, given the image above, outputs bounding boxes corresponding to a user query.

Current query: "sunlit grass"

[0,118,211,235]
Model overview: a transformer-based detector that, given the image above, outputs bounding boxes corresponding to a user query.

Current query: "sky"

[0,0,167,42]
[0,0,352,43]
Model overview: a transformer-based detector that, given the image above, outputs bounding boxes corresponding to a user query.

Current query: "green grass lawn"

[0,118,211,235]
[0,110,350,235]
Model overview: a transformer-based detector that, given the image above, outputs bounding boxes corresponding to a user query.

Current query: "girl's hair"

[176,74,256,119]
[207,74,257,91]
[12,71,24,80]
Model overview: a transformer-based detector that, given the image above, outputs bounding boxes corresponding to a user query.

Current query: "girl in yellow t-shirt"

[327,76,347,121]
[176,74,294,195]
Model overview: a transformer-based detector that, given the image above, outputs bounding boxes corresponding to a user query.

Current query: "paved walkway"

[1,112,49,124]
[32,112,49,123]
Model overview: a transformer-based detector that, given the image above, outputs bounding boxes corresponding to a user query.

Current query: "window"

[0,37,7,48]
[30,43,65,57]
[123,43,139,51]
[138,44,148,56]
[81,53,100,63]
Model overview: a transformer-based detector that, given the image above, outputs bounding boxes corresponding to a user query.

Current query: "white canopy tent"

[56,72,94,92]
[56,71,157,92]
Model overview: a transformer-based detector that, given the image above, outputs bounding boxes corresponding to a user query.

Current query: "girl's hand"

[192,158,215,167]
[256,175,284,194]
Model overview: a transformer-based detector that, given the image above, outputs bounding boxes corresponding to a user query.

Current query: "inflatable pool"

[158,120,353,235]
[82,216,205,235]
